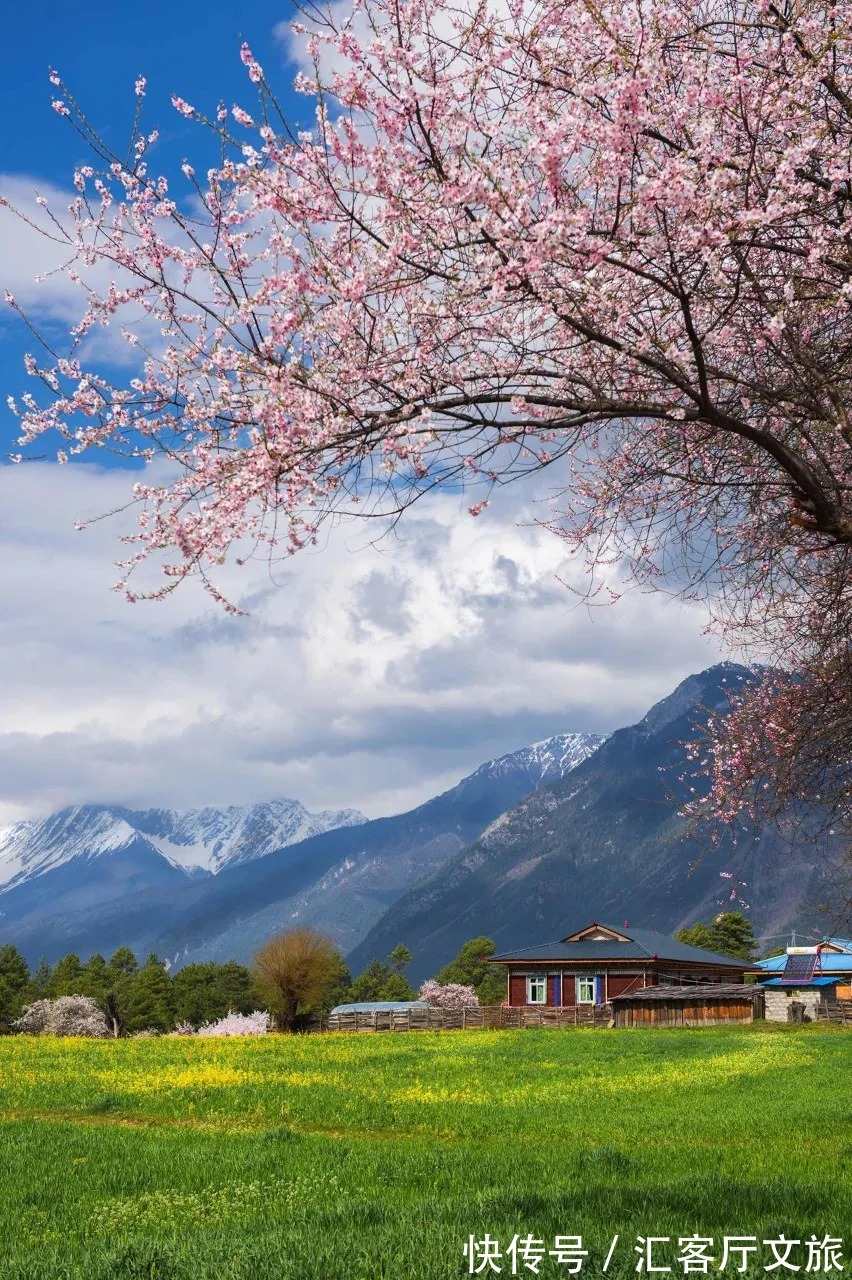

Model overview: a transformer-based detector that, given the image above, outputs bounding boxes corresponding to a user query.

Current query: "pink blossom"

[7,0,852,824]
[196,1010,270,1036]
[418,980,479,1010]
[239,42,263,83]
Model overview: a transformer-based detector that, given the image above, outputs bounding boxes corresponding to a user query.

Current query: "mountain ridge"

[0,798,367,892]
[4,669,838,984]
[0,731,606,965]
[0,732,603,962]
[347,664,843,980]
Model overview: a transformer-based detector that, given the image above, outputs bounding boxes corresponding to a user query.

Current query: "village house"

[755,938,852,1021]
[488,921,748,1007]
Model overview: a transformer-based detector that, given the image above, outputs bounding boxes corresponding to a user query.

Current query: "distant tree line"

[0,945,257,1036]
[0,931,506,1034]
[1,921,765,1036]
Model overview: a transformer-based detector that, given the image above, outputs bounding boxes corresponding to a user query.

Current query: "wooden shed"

[611,983,764,1027]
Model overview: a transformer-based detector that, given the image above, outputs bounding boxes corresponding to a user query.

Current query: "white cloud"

[0,176,86,322]
[0,144,723,829]
[0,458,722,825]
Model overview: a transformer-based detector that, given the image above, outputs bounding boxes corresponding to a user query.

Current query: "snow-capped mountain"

[467,732,607,787]
[0,799,366,893]
[0,726,607,965]
[121,801,366,874]
[347,665,839,980]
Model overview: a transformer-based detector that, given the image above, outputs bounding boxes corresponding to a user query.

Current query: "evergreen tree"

[674,923,718,953]
[335,959,388,1003]
[29,958,51,1000]
[172,962,221,1027]
[378,972,416,1000]
[322,955,352,1012]
[0,945,30,1031]
[215,961,256,1016]
[81,954,111,1004]
[345,956,415,1002]
[711,913,758,962]
[675,913,757,963]
[476,971,508,1006]
[104,947,140,1032]
[48,953,86,997]
[121,955,174,1034]
[108,947,138,980]
[172,961,255,1027]
[437,936,505,1002]
[388,944,413,975]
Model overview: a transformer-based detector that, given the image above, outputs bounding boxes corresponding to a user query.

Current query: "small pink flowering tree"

[5,0,852,822]
[14,996,109,1037]
[418,980,479,1010]
[195,1010,270,1036]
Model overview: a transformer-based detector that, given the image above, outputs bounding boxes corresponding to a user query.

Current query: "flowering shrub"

[169,1021,195,1037]
[15,996,108,1037]
[418,981,479,1011]
[14,1000,53,1034]
[195,1010,270,1037]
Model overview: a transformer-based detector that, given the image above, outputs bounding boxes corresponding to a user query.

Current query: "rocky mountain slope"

[0,733,605,965]
[348,665,846,981]
[4,667,841,981]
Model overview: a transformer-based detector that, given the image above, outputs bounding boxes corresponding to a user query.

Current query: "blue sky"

[0,4,723,825]
[0,0,307,461]
[0,1,305,176]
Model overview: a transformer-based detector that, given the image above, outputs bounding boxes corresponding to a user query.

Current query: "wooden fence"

[310,1004,613,1033]
[816,999,852,1025]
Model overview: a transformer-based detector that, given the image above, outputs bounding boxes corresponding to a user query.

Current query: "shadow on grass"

[84,1094,125,1115]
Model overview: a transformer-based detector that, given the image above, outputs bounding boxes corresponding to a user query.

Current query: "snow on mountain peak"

[129,800,366,874]
[0,733,603,899]
[469,731,607,787]
[0,798,366,893]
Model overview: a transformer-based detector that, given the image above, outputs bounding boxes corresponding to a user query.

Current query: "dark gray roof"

[611,983,762,1002]
[490,928,746,969]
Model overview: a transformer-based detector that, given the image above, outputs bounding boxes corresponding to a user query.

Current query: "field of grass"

[0,1023,849,1279]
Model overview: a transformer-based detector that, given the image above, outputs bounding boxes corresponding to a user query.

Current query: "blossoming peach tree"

[418,980,480,1009]
[3,0,852,825]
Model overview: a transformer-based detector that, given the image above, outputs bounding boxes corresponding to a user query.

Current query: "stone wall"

[763,987,830,1022]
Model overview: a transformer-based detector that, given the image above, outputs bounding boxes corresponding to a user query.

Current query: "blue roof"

[762,976,839,988]
[330,1001,428,1014]
[757,953,852,974]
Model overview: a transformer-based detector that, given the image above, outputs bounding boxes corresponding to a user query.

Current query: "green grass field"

[0,1024,849,1280]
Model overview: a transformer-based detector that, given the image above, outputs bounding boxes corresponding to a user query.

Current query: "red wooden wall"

[505,968,660,1006]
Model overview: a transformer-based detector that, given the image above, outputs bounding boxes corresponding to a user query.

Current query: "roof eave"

[488,955,747,968]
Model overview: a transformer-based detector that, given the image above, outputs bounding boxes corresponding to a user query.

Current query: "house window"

[576,975,596,1004]
[526,975,547,1004]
